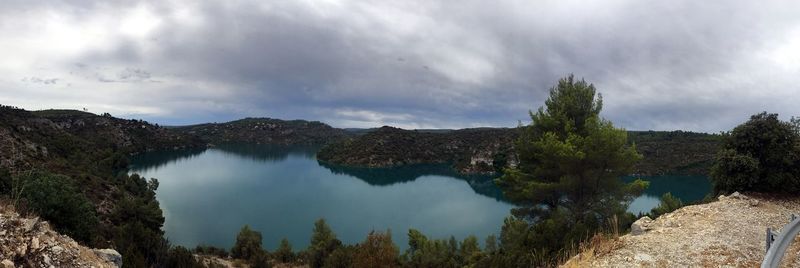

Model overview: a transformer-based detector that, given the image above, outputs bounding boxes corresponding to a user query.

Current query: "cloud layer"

[1,0,799,131]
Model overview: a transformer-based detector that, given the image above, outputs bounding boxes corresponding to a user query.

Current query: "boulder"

[93,249,122,267]
[0,259,13,268]
[631,216,653,236]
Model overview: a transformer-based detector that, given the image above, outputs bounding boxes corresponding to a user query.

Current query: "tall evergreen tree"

[495,75,646,262]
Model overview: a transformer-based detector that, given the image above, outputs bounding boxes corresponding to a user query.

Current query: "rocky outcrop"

[0,207,118,268]
[565,192,800,267]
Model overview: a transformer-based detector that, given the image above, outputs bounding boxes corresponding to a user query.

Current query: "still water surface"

[129,144,710,251]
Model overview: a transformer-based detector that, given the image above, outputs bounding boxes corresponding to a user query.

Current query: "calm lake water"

[129,144,710,251]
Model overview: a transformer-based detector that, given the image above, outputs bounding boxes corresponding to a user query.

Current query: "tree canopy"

[711,112,800,193]
[494,74,646,263]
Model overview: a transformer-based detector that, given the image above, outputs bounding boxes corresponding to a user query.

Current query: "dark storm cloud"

[1,0,799,131]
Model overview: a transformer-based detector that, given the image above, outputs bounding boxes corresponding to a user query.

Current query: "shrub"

[194,245,230,258]
[650,192,683,218]
[307,219,342,267]
[274,238,296,263]
[231,225,264,260]
[711,112,800,194]
[16,171,98,243]
[353,230,399,268]
[166,246,202,268]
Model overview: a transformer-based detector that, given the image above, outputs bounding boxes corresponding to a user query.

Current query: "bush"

[353,230,399,268]
[166,246,202,268]
[307,219,342,268]
[16,171,98,243]
[194,245,230,258]
[274,238,296,263]
[231,225,264,260]
[650,192,683,218]
[711,112,800,194]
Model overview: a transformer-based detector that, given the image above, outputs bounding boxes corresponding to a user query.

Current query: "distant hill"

[172,117,349,145]
[317,126,519,174]
[0,106,204,174]
[318,126,722,176]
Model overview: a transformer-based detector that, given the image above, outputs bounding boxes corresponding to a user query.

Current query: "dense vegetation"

[318,126,518,173]
[172,117,349,146]
[0,105,205,267]
[319,127,720,176]
[711,112,800,194]
[494,75,646,265]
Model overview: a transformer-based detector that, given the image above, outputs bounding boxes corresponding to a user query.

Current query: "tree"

[459,235,482,266]
[484,234,497,253]
[650,192,683,218]
[307,219,342,268]
[711,112,800,193]
[494,75,646,262]
[274,238,296,263]
[231,225,264,260]
[353,230,399,268]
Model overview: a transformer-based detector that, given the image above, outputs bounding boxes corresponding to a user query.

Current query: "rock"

[0,259,13,268]
[631,216,653,236]
[634,253,654,262]
[729,191,747,199]
[43,254,52,266]
[30,237,39,250]
[50,245,64,254]
[93,249,122,267]
[21,217,38,233]
[749,199,759,207]
[15,244,26,257]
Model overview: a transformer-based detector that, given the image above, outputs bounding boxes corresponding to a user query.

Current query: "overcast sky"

[1,0,799,132]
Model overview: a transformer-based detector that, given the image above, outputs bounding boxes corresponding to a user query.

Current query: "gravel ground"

[574,192,800,267]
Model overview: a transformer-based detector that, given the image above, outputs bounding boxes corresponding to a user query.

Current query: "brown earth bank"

[564,192,800,267]
[0,204,120,268]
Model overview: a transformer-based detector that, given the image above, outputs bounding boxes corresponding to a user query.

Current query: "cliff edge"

[565,193,800,267]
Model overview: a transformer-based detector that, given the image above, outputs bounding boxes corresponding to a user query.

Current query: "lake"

[129,144,710,251]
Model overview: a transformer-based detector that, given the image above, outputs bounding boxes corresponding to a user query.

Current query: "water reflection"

[318,162,506,202]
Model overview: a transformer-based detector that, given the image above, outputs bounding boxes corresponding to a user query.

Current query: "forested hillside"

[172,117,349,145]
[0,105,205,266]
[319,127,721,175]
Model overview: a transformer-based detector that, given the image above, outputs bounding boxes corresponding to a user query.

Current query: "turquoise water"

[129,144,513,251]
[129,144,711,251]
[624,175,712,215]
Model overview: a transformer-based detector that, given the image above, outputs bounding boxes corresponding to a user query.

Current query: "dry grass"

[560,215,624,268]
[560,234,623,268]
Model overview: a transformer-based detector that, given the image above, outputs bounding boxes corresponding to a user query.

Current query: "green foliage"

[650,192,683,218]
[324,245,356,268]
[460,235,483,266]
[402,229,460,267]
[484,234,497,253]
[711,112,800,194]
[166,246,202,268]
[15,171,98,243]
[274,238,296,263]
[307,219,342,268]
[353,230,399,268]
[194,245,230,258]
[249,250,272,268]
[231,225,264,260]
[494,75,645,265]
[108,174,170,266]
